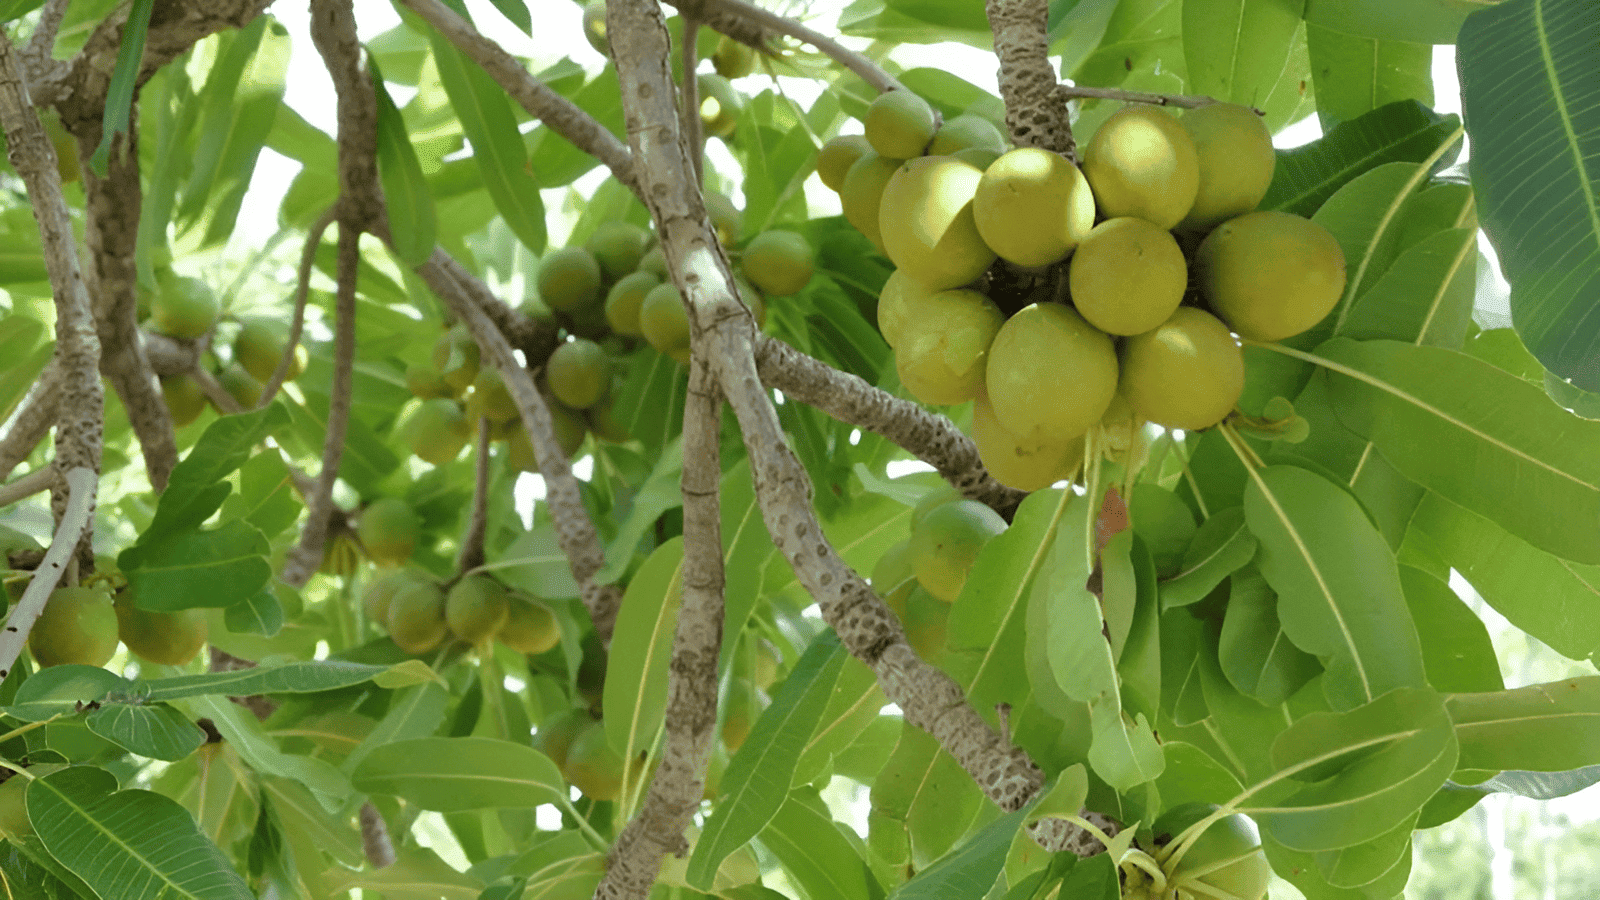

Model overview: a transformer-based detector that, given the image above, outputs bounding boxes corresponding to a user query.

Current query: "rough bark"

[986,0,1073,155]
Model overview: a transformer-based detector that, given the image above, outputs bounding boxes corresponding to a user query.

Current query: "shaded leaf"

[1446,677,1600,772]
[352,736,566,810]
[602,537,684,764]
[86,702,206,761]
[1261,100,1461,217]
[370,57,437,266]
[1182,0,1302,108]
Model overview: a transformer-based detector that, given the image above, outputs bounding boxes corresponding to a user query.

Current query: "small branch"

[434,254,563,365]
[258,206,336,407]
[143,331,202,378]
[987,0,1074,155]
[358,801,397,868]
[0,466,95,683]
[190,364,242,415]
[456,417,492,575]
[21,0,70,80]
[680,15,703,182]
[690,0,902,93]
[753,337,1026,517]
[0,361,60,481]
[0,468,57,508]
[1057,84,1218,110]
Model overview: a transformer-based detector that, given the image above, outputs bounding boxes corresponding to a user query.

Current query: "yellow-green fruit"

[1100,391,1138,453]
[952,147,1001,171]
[973,147,1097,267]
[538,247,603,312]
[403,398,472,465]
[1082,105,1200,230]
[640,283,691,364]
[742,231,814,297]
[876,269,932,349]
[29,586,119,668]
[234,320,305,383]
[971,392,1085,492]
[840,153,901,253]
[604,271,660,337]
[357,497,422,567]
[864,90,937,159]
[910,484,962,531]
[386,580,449,655]
[586,221,652,282]
[150,275,219,339]
[500,593,561,654]
[908,499,1007,603]
[816,134,873,192]
[1068,217,1188,336]
[871,540,918,611]
[582,0,609,56]
[362,568,428,625]
[928,113,1006,157]
[698,74,742,139]
[721,679,768,753]
[405,362,453,400]
[547,339,610,410]
[564,719,626,801]
[705,191,743,245]
[465,368,519,423]
[892,288,1004,405]
[1195,210,1347,342]
[445,575,510,645]
[534,709,593,771]
[732,636,780,692]
[985,303,1118,446]
[878,156,996,291]
[900,587,950,661]
[638,246,671,280]
[161,374,207,428]
[113,593,207,666]
[586,389,632,444]
[506,403,587,469]
[432,325,481,393]
[1119,307,1244,431]
[713,35,756,78]
[216,364,262,410]
[0,774,31,840]
[1180,102,1276,232]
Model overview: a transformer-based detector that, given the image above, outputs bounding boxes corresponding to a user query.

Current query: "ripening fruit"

[712,34,756,78]
[362,568,428,625]
[581,0,608,56]
[698,74,742,139]
[403,397,472,465]
[114,593,207,666]
[585,390,632,444]
[839,153,901,253]
[534,708,593,771]
[952,147,1001,170]
[161,373,207,428]
[432,325,481,393]
[216,364,262,410]
[1179,102,1276,232]
[358,497,423,567]
[29,586,119,668]
[985,303,1118,446]
[1195,210,1348,342]
[928,113,1006,157]
[1068,217,1187,336]
[971,392,1085,492]
[638,246,671,280]
[1119,307,1244,431]
[0,765,63,841]
[973,147,1097,267]
[500,593,561,654]
[871,540,918,609]
[149,275,219,339]
[875,269,932,350]
[704,191,743,245]
[547,339,610,410]
[604,270,659,337]
[892,289,1004,405]
[586,221,652,282]
[816,135,872,192]
[908,499,1008,603]
[741,231,814,297]
[732,635,780,692]
[445,575,510,645]
[234,320,305,383]
[1081,105,1200,230]
[640,283,691,363]
[506,402,587,469]
[1154,804,1271,900]
[910,484,962,531]
[564,719,626,801]
[864,90,937,159]
[899,587,950,661]
[465,368,518,423]
[538,247,603,312]
[877,156,996,291]
[405,362,453,400]
[386,579,449,655]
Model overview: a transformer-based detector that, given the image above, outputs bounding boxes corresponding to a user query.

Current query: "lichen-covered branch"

[986,0,1073,155]
[0,467,56,509]
[456,417,492,575]
[753,336,1027,516]
[259,206,336,407]
[0,361,60,481]
[0,466,94,681]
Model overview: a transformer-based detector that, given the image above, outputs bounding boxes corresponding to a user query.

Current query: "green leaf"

[1242,464,1427,709]
[1218,568,1321,705]
[1315,812,1418,889]
[1068,0,1187,138]
[28,767,254,899]
[890,808,1026,900]
[791,656,885,787]
[5,665,127,722]
[872,725,988,871]
[603,537,684,762]
[1261,100,1461,217]
[1160,506,1258,609]
[130,403,289,540]
[1396,564,1505,692]
[1318,337,1600,564]
[596,438,684,583]
[370,57,437,266]
[1182,0,1303,107]
[261,777,364,868]
[883,0,989,31]
[1340,227,1478,348]
[1446,677,1600,772]
[717,459,778,671]
[352,736,566,810]
[223,450,301,540]
[86,702,206,761]
[325,846,486,899]
[1306,23,1434,129]
[760,787,875,900]
[223,589,284,637]
[0,0,44,22]
[342,680,451,774]
[1155,741,1246,810]
[1305,0,1500,44]
[1457,766,1600,801]
[1459,0,1600,390]
[526,67,625,187]
[491,523,582,600]
[143,659,391,701]
[186,695,353,800]
[117,520,273,611]
[87,0,154,176]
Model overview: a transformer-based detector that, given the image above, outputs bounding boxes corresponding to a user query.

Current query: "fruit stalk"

[455,417,493,574]
[0,466,95,682]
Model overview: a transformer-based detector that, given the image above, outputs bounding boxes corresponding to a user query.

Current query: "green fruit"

[721,679,768,753]
[582,0,609,56]
[432,325,481,393]
[637,246,671,280]
[534,708,593,770]
[741,231,814,297]
[445,575,510,645]
[816,134,872,192]
[30,586,120,668]
[234,320,305,383]
[1069,217,1188,336]
[971,392,1085,492]
[585,391,632,444]
[216,364,262,410]
[900,587,950,661]
[547,339,611,410]
[1179,102,1275,232]
[0,774,31,841]
[839,153,901,253]
[973,147,1097,267]
[985,303,1118,446]
[1154,804,1271,900]
[870,540,918,611]
[928,113,1006,157]
[952,146,1001,171]
[863,90,937,159]
[357,497,422,567]
[1082,105,1200,230]
[640,283,691,364]
[161,373,208,428]
[538,247,603,312]
[564,719,626,801]
[875,269,932,349]
[1119,307,1244,431]
[150,275,219,339]
[362,568,428,625]
[405,362,453,399]
[892,288,1004,405]
[878,156,996,291]
[402,398,472,465]
[500,593,561,654]
[43,111,79,183]
[586,221,652,282]
[1195,210,1347,342]
[386,579,449,655]
[114,592,206,666]
[731,635,780,692]
[908,500,1007,603]
[712,35,756,78]
[704,191,743,245]
[465,367,519,423]
[604,270,660,337]
[506,402,587,469]
[698,74,742,139]
[909,485,962,532]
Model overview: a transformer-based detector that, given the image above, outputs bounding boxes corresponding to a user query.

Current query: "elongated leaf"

[370,58,436,266]
[872,725,988,871]
[791,655,885,787]
[86,703,206,761]
[28,767,254,900]
[1460,0,1600,390]
[1306,23,1434,129]
[325,847,485,900]
[352,736,566,810]
[760,788,874,900]
[1219,568,1321,705]
[262,777,364,868]
[1160,506,1258,609]
[603,537,684,762]
[1182,0,1302,107]
[891,808,1026,900]
[1319,337,1600,564]
[142,659,391,701]
[1316,812,1417,888]
[1396,564,1504,692]
[187,695,353,800]
[1446,677,1600,772]
[88,0,153,174]
[1243,465,1427,709]
[596,439,684,582]
[1341,226,1478,348]
[1156,742,1246,811]
[718,459,778,670]
[5,666,127,722]
[1303,0,1484,43]
[1457,766,1600,800]
[1262,100,1461,217]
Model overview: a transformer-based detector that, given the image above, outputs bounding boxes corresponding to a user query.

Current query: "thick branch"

[0,466,95,683]
[986,0,1072,155]
[689,0,902,93]
[0,361,60,480]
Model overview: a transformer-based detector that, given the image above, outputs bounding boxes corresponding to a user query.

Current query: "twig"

[259,206,336,407]
[987,0,1073,156]
[0,468,57,508]
[0,466,95,683]
[435,254,563,367]
[680,15,703,182]
[143,331,202,377]
[1057,84,1218,110]
[358,801,397,868]
[21,0,70,83]
[691,0,902,93]
[456,417,492,575]
[189,364,242,414]
[0,361,61,481]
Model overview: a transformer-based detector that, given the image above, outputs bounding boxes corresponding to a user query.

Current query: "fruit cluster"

[818,94,1348,491]
[25,581,208,670]
[361,568,560,657]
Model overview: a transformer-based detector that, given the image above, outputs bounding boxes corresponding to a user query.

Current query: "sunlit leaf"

[352,736,566,810]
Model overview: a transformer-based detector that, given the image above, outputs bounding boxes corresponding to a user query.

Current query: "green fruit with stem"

[362,568,429,625]
[161,373,207,428]
[234,320,305,383]
[1179,102,1276,232]
[534,708,593,770]
[217,364,262,410]
[564,718,626,801]
[741,231,814,297]
[405,362,453,399]
[581,0,609,56]
[816,135,872,192]
[892,288,1005,406]
[863,90,937,159]
[1082,105,1200,230]
[150,275,219,339]
[538,247,603,312]
[973,147,1097,267]
[928,113,1006,157]
[704,191,742,245]
[971,391,1085,492]
[908,500,1007,603]
[586,221,652,282]
[604,270,660,337]
[878,156,996,291]
[712,34,756,78]
[403,397,472,465]
[985,303,1118,446]
[839,153,900,253]
[875,269,931,350]
[1069,217,1188,336]
[30,585,120,668]
[114,592,207,666]
[698,74,742,139]
[640,283,691,364]
[500,593,561,654]
[910,485,962,532]
[445,575,510,645]
[357,497,422,567]
[1119,307,1244,431]
[432,325,481,393]
[547,339,610,410]
[386,579,449,655]
[1195,210,1347,342]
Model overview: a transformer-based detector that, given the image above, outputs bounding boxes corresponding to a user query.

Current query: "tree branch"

[259,206,336,407]
[688,0,903,93]
[0,467,56,509]
[0,361,60,481]
[456,417,492,575]
[986,0,1073,156]
[0,466,95,683]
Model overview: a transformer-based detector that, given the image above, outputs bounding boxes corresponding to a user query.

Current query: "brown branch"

[753,337,1027,517]
[434,254,563,365]
[189,364,242,415]
[986,0,1073,156]
[680,15,703,182]
[0,466,94,683]
[456,417,492,575]
[1057,84,1219,110]
[259,206,336,407]
[687,0,902,93]
[0,361,60,481]
[20,0,69,84]
[144,331,202,378]
[0,467,56,508]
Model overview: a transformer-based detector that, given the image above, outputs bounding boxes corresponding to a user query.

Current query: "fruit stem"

[1057,84,1221,110]
[1120,846,1169,894]
[559,794,612,851]
[1058,812,1119,852]
[1170,436,1211,520]
[1154,805,1236,872]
